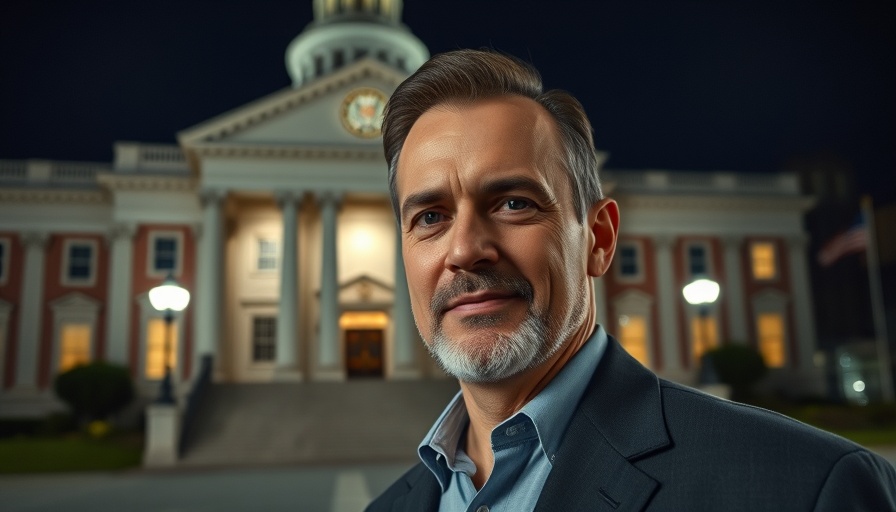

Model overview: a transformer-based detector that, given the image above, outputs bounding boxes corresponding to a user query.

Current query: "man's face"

[395,96,594,383]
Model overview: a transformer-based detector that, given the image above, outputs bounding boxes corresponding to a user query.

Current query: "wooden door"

[345,329,384,378]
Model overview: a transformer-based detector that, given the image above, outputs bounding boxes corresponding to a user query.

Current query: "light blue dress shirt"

[418,325,609,512]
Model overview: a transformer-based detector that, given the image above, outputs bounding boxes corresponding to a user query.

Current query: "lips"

[443,290,518,314]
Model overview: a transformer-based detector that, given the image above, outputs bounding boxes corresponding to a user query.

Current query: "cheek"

[402,245,440,322]
[538,224,588,304]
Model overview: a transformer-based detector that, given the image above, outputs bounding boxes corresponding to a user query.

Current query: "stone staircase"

[178,379,460,467]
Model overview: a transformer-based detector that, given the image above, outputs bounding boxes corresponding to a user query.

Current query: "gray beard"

[424,308,560,383]
[418,268,587,383]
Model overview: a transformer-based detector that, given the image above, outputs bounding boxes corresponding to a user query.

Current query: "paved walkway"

[2,448,894,512]
[0,463,412,512]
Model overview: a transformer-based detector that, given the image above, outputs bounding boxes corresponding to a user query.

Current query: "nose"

[444,209,498,272]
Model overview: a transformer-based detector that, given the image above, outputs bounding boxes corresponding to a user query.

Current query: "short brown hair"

[382,49,603,221]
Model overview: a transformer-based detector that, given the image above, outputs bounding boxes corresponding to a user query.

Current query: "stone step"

[179,379,459,467]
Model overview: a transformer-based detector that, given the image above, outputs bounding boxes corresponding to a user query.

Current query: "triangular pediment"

[49,292,101,313]
[338,274,394,305]
[178,58,407,166]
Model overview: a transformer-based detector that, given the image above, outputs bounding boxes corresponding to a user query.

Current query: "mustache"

[430,269,534,317]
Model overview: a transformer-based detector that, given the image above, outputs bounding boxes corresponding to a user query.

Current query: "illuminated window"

[257,238,278,271]
[757,313,785,368]
[145,318,178,379]
[618,315,650,368]
[751,242,777,280]
[691,315,718,362]
[59,324,91,371]
[62,239,97,286]
[252,316,276,362]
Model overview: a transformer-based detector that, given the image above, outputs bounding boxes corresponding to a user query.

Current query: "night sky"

[1,1,893,203]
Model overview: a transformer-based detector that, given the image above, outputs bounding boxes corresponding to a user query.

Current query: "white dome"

[286,0,428,87]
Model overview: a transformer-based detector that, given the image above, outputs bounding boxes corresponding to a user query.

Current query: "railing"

[0,159,108,187]
[115,142,189,173]
[0,160,28,182]
[604,169,800,195]
[178,354,214,456]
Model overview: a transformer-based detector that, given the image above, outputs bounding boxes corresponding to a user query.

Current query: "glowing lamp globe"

[149,276,191,312]
[682,278,720,306]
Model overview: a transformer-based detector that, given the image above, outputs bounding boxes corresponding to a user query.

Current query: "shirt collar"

[418,325,609,489]
[516,324,607,461]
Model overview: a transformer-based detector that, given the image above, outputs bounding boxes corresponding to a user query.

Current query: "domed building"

[0,0,820,464]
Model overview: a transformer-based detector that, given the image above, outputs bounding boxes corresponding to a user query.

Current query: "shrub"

[704,343,768,401]
[53,362,134,423]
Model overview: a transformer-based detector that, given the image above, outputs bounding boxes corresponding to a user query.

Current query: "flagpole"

[862,195,894,403]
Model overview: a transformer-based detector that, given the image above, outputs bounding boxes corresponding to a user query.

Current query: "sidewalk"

[0,463,412,512]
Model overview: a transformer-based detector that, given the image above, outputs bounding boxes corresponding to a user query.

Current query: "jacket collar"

[535,335,670,511]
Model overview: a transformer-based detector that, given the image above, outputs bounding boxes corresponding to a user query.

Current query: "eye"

[506,198,531,210]
[419,211,444,225]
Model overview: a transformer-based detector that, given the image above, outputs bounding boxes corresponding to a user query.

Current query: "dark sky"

[1,1,894,203]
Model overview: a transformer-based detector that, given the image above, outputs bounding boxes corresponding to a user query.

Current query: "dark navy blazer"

[366,336,896,511]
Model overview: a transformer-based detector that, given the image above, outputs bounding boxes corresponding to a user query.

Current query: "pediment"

[178,58,407,166]
[339,274,394,305]
[49,292,101,314]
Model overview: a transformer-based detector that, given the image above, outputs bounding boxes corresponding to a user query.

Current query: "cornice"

[190,144,383,161]
[617,194,816,213]
[96,173,196,192]
[0,188,107,204]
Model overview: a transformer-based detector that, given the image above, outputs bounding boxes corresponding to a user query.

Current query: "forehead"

[395,96,566,202]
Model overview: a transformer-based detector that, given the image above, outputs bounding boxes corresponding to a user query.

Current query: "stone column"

[392,231,419,378]
[722,235,748,343]
[787,235,817,372]
[193,189,226,379]
[317,192,342,379]
[654,235,682,376]
[15,232,47,391]
[275,192,301,380]
[104,223,135,366]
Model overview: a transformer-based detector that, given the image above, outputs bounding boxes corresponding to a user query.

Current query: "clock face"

[340,88,387,138]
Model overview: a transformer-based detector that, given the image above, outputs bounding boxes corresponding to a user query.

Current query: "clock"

[340,88,387,138]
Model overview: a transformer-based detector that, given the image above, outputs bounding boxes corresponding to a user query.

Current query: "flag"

[817,213,868,267]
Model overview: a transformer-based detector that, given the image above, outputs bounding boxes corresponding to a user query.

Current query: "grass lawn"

[0,433,143,474]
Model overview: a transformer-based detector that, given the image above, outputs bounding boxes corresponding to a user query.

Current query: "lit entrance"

[341,311,388,378]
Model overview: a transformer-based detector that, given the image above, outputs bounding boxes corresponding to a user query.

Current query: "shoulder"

[365,463,436,512]
[649,380,896,509]
[660,379,863,464]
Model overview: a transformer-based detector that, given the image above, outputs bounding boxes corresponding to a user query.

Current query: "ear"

[586,198,620,277]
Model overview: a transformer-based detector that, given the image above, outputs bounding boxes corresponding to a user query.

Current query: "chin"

[426,314,555,383]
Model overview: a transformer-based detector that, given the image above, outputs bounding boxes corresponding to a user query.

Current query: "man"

[367,49,896,511]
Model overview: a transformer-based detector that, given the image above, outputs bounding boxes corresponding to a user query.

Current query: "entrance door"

[345,329,384,378]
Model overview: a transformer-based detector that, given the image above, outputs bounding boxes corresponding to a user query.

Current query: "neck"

[459,312,595,489]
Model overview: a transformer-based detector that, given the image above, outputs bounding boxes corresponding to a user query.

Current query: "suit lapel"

[535,336,670,512]
[391,464,441,512]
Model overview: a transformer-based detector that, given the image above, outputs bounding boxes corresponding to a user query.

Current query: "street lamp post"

[148,274,190,404]
[683,277,721,358]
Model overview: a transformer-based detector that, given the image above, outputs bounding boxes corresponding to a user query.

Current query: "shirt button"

[476,507,490,512]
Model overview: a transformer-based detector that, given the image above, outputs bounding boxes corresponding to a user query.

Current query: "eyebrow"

[481,176,553,202]
[399,175,553,225]
[400,189,448,225]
